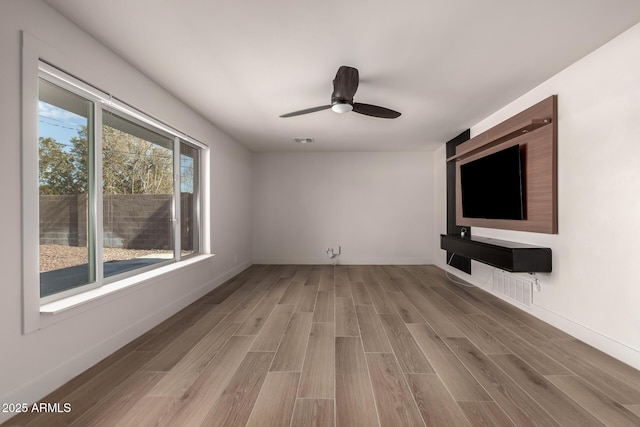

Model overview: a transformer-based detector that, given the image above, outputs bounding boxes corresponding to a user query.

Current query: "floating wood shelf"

[446,118,552,162]
[440,234,552,272]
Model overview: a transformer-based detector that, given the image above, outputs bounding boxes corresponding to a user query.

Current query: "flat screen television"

[460,145,524,220]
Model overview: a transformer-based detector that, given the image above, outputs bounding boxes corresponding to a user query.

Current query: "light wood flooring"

[5,264,640,426]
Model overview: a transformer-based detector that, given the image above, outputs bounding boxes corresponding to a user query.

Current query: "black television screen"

[460,145,524,220]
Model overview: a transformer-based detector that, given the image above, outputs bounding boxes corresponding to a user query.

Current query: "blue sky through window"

[38,100,86,149]
[39,101,195,193]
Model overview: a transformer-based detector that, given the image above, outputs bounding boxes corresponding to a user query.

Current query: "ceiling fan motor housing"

[279,65,400,118]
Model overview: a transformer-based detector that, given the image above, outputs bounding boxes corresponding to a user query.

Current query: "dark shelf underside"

[440,234,552,273]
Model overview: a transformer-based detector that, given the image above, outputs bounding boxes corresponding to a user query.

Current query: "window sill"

[40,254,213,315]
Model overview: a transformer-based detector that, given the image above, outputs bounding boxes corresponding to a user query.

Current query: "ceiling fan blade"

[279,105,331,118]
[353,103,401,119]
[332,66,359,101]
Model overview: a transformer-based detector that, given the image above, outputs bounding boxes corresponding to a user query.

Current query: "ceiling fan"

[280,66,401,119]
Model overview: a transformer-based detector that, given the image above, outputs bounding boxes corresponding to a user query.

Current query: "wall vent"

[491,270,532,307]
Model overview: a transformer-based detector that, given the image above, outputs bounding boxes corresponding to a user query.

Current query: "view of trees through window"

[38,81,93,297]
[38,77,200,299]
[39,121,194,196]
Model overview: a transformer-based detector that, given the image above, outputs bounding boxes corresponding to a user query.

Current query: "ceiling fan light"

[331,102,353,114]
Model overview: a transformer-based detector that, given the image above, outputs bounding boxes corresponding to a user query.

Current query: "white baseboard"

[0,260,251,424]
[252,257,431,265]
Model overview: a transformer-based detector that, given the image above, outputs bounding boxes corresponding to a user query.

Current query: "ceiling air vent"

[294,137,314,144]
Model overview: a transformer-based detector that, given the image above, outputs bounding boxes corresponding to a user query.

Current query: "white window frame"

[21,32,211,333]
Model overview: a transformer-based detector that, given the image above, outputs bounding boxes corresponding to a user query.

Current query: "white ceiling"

[43,0,640,152]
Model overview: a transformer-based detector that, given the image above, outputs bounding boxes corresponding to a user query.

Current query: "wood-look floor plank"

[113,396,176,427]
[141,311,227,372]
[399,265,439,288]
[277,264,298,279]
[295,280,319,313]
[560,339,640,387]
[147,322,239,397]
[407,323,491,402]
[378,314,433,373]
[246,372,299,427]
[436,304,511,354]
[270,312,313,372]
[23,351,154,427]
[319,265,335,291]
[405,373,471,427]
[335,265,348,280]
[298,322,335,398]
[507,324,640,404]
[10,264,640,427]
[546,375,640,427]
[347,265,364,282]
[396,281,465,337]
[335,274,351,298]
[251,304,295,352]
[431,286,483,314]
[201,275,251,304]
[458,402,515,427]
[210,287,253,314]
[313,291,334,323]
[380,265,405,281]
[223,290,268,323]
[471,314,571,375]
[489,353,603,426]
[200,351,275,427]
[7,335,156,427]
[397,265,429,285]
[266,277,293,300]
[291,399,334,427]
[355,304,392,353]
[416,265,457,287]
[453,289,523,326]
[335,337,379,427]
[254,268,280,291]
[291,265,312,282]
[626,405,640,417]
[69,371,164,427]
[415,285,454,306]
[157,335,254,426]
[371,265,400,292]
[365,353,425,427]
[386,291,424,323]
[236,296,280,335]
[489,298,573,340]
[279,279,305,305]
[351,282,373,305]
[364,280,397,314]
[11,325,160,425]
[306,266,323,287]
[240,264,268,284]
[389,271,420,292]
[137,302,212,351]
[443,337,560,427]
[335,297,359,337]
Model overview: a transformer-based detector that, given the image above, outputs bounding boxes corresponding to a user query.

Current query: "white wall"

[0,1,252,421]
[252,152,433,264]
[434,22,640,370]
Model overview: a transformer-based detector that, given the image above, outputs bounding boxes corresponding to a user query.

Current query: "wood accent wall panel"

[453,95,557,234]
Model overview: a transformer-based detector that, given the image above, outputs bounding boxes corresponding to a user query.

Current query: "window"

[35,62,206,303]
